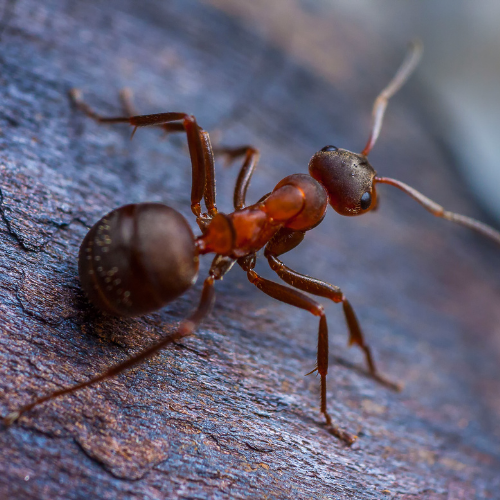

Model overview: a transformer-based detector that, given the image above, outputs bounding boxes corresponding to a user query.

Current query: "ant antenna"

[362,40,423,157]
[364,41,500,246]
[374,176,500,245]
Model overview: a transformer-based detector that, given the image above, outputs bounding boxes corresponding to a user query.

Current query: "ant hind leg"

[4,275,217,426]
[3,254,237,426]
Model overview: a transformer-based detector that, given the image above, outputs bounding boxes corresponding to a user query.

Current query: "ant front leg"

[264,228,401,392]
[213,146,260,210]
[69,90,217,228]
[238,255,357,445]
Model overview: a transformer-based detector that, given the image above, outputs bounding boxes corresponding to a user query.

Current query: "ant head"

[308,145,377,216]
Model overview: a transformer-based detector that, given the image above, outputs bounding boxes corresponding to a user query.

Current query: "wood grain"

[0,0,499,498]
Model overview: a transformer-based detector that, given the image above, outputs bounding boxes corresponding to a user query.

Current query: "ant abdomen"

[79,203,199,317]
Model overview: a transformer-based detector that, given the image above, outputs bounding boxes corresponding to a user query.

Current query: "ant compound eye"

[321,145,338,152]
[360,191,372,210]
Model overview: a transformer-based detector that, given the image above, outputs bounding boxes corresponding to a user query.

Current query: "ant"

[4,42,500,445]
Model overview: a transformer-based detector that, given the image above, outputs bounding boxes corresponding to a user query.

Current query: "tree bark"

[0,0,499,499]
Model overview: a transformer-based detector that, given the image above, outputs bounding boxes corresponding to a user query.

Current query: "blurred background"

[206,0,500,221]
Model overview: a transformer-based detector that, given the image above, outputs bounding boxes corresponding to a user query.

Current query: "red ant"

[4,42,500,445]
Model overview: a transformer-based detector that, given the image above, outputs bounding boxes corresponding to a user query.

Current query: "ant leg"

[117,90,184,136]
[4,253,237,426]
[69,90,217,222]
[264,228,401,391]
[118,90,182,137]
[238,255,357,445]
[3,273,220,426]
[116,91,197,147]
[117,89,186,137]
[200,130,217,220]
[213,146,260,210]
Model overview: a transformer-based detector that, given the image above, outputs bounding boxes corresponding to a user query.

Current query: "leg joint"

[247,269,259,284]
[314,304,325,317]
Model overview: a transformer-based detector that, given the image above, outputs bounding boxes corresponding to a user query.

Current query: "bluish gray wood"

[0,1,499,498]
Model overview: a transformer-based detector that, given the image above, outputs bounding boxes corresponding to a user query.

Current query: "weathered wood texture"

[0,1,499,499]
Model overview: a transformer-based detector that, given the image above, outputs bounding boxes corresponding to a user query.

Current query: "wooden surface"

[1,0,499,498]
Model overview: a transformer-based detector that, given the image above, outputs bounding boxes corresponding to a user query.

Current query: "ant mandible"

[5,42,500,445]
